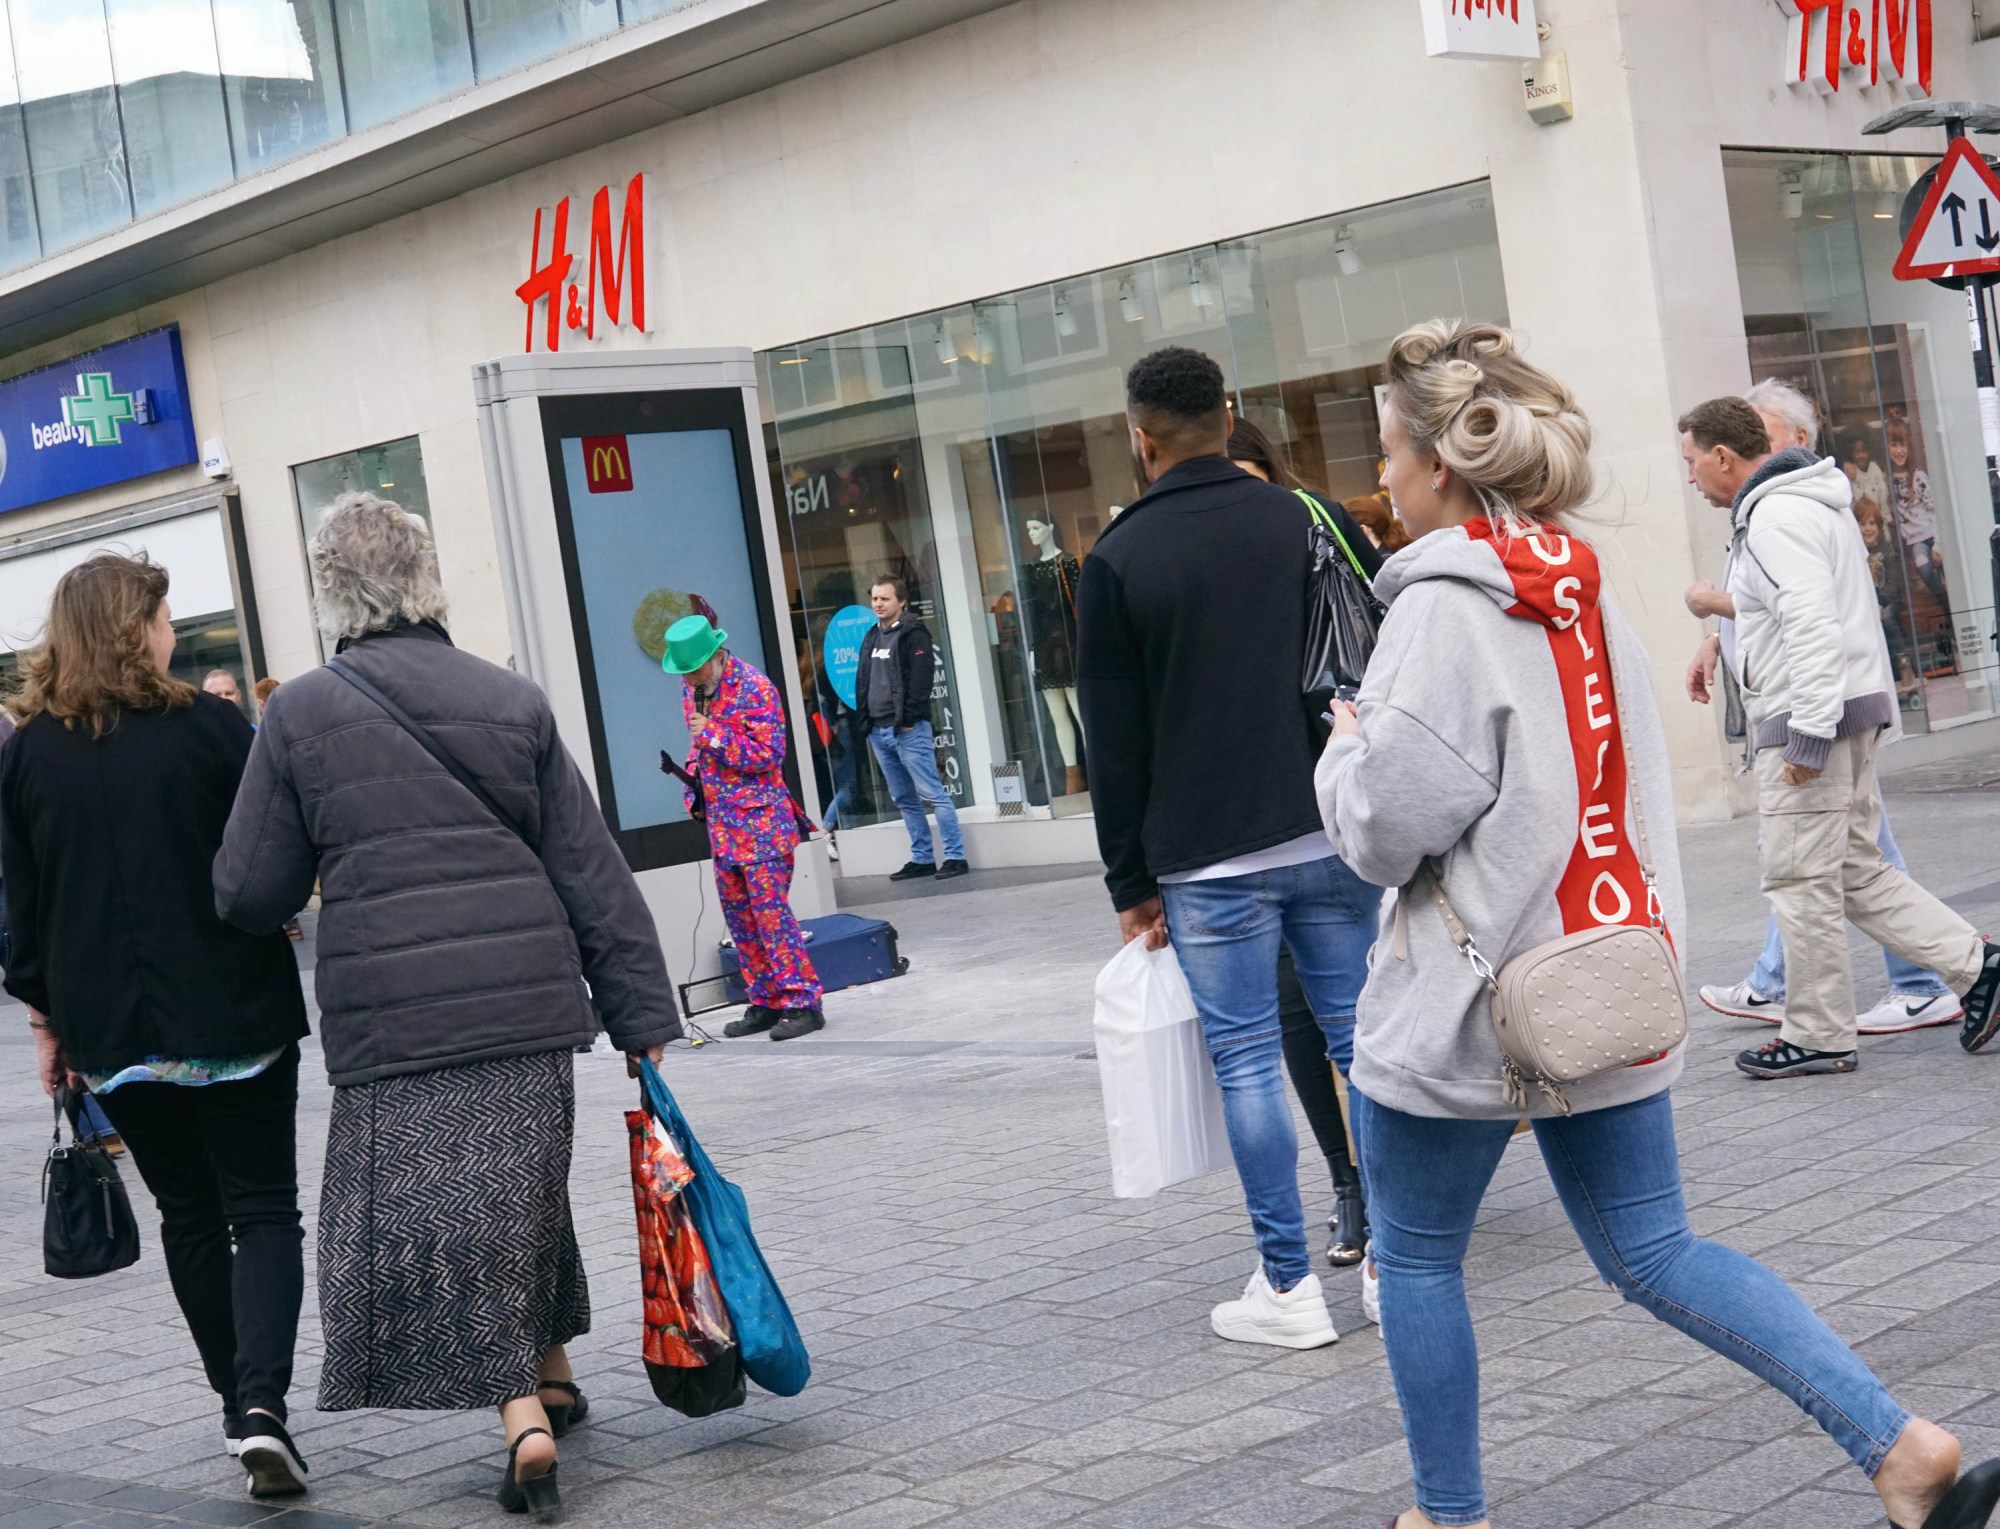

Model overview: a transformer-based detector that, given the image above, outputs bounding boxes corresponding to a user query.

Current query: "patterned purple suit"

[683,655,822,1012]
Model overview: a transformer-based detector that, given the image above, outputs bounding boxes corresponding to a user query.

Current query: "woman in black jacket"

[1,553,311,1497]
[215,494,683,1522]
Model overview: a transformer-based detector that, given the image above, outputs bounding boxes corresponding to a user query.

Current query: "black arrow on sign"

[1943,192,1968,245]
[1978,200,2000,253]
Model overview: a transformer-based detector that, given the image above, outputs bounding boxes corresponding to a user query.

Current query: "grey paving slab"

[2,765,1999,1527]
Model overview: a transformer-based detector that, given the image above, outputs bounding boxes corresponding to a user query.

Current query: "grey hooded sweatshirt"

[1315,519,1687,1120]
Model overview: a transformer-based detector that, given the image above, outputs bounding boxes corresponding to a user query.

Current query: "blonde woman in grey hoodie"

[1315,321,1994,1529]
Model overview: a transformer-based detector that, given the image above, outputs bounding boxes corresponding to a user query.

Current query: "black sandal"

[538,1379,589,1439]
[498,1427,561,1523]
[1894,1458,2000,1529]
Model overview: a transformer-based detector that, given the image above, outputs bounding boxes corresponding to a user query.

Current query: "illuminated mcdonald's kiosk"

[472,348,834,986]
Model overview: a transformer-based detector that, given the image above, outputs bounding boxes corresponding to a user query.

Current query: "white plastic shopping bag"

[1093,937,1231,1199]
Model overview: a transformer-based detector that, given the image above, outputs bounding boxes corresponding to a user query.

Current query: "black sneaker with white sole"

[1960,940,2000,1054]
[238,1414,309,1498]
[223,1410,248,1458]
[1735,1037,1857,1079]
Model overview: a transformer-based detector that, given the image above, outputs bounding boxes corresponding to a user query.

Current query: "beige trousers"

[1757,731,1982,1053]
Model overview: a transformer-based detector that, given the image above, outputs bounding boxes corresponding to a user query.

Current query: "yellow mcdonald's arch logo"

[591,444,626,480]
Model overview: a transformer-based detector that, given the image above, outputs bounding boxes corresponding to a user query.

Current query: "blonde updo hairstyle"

[1384,319,1594,530]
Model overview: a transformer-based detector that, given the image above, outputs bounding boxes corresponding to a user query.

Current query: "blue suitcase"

[718,913,907,1005]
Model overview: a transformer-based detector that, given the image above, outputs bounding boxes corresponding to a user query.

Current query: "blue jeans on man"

[1749,807,1952,1000]
[1160,854,1379,1291]
[867,721,964,865]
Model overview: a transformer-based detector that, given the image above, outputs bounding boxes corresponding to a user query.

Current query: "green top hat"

[661,614,728,675]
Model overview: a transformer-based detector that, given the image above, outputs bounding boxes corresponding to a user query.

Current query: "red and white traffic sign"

[1893,138,2000,282]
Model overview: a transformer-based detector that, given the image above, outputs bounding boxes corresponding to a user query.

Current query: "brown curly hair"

[12,553,194,737]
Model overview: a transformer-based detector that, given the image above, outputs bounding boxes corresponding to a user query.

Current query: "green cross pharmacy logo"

[61,371,137,447]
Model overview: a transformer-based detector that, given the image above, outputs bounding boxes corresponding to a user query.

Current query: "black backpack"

[42,1086,140,1279]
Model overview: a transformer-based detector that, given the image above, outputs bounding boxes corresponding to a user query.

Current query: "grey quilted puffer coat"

[214,624,682,1086]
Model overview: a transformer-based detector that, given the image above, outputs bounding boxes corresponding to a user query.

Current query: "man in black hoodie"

[1077,347,1379,1349]
[853,575,968,881]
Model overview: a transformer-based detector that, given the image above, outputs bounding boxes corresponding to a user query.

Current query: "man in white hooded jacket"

[1678,395,2000,1077]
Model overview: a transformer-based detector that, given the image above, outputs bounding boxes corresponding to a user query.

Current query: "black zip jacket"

[853,617,937,730]
[1078,458,1373,912]
[0,693,309,1070]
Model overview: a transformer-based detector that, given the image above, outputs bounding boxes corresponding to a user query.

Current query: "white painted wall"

[2,0,1995,825]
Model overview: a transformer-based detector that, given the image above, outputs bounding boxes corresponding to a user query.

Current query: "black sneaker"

[934,859,969,880]
[888,861,936,882]
[1735,1037,1857,1079]
[769,1007,826,1041]
[1960,940,2000,1053]
[723,1005,780,1038]
[223,1409,248,1458]
[238,1413,309,1498]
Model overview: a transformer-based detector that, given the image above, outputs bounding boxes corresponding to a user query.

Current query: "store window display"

[1019,518,1085,798]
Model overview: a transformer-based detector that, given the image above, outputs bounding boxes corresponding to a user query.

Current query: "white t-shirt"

[1158,832,1335,886]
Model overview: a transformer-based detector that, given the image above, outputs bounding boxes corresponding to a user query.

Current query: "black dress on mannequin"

[1021,554,1081,689]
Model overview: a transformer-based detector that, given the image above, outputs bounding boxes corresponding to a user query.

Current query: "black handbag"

[42,1085,140,1279]
[1298,490,1385,743]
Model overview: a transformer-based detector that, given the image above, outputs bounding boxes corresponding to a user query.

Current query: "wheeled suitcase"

[718,913,907,1004]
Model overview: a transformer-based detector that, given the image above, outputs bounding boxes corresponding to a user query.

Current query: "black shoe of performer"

[724,1005,781,1038]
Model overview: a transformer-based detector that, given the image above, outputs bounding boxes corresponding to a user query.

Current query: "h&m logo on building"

[1777,0,1931,97]
[517,172,651,354]
[32,371,150,450]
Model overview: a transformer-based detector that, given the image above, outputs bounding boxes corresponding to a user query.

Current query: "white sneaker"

[1210,1266,1338,1348]
[1857,991,1963,1034]
[825,833,840,862]
[1699,979,1785,1024]
[1361,1249,1380,1328]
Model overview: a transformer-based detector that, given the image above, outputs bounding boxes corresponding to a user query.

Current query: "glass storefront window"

[0,8,37,272]
[292,435,431,654]
[11,0,131,256]
[1725,151,2000,730]
[106,0,237,219]
[469,0,618,80]
[331,0,473,133]
[759,185,1507,835]
[214,0,347,174]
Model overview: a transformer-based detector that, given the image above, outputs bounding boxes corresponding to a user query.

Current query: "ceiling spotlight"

[1333,225,1362,277]
[1780,172,1804,221]
[1188,257,1214,310]
[934,320,955,366]
[1053,287,1079,338]
[973,311,997,364]
[1119,277,1142,323]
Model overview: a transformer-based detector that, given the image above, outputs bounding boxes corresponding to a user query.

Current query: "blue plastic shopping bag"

[638,1059,810,1397]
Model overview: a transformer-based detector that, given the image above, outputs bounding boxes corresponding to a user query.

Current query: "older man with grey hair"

[1678,392,1975,1050]
[214,492,684,1511]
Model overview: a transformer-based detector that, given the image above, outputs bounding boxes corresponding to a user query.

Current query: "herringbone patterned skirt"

[316,1049,592,1410]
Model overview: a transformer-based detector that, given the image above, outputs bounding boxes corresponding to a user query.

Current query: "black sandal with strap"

[538,1379,589,1439]
[498,1427,561,1523]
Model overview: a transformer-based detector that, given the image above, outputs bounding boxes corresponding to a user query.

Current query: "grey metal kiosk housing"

[473,347,834,997]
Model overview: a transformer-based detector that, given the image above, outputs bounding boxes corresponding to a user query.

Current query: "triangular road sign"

[1894,138,2000,282]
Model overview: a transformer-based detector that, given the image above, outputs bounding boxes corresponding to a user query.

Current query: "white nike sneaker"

[1699,980,1785,1024]
[1360,1250,1380,1328]
[1857,991,1963,1034]
[1210,1266,1338,1348]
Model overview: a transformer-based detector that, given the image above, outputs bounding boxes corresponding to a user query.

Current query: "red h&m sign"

[516,173,651,353]
[583,436,633,494]
[1777,0,1931,97]
[1419,0,1539,62]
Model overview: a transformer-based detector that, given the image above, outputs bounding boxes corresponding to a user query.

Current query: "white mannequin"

[1024,518,1085,793]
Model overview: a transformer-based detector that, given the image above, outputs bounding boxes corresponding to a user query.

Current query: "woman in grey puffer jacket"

[216,493,682,1521]
[1315,322,1993,1529]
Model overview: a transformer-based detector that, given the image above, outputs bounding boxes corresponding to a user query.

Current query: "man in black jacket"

[853,574,968,881]
[1078,347,1380,1349]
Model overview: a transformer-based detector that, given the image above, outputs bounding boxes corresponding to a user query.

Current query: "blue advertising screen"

[0,327,199,514]
[555,427,769,839]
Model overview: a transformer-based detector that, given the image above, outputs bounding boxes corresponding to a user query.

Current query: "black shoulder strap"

[325,658,538,853]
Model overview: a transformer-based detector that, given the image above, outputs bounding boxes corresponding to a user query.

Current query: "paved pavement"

[4,758,2000,1529]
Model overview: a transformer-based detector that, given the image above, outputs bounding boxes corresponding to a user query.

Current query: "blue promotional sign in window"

[0,327,200,516]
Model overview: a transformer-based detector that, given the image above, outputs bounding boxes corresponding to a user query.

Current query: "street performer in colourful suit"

[661,615,825,1041]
